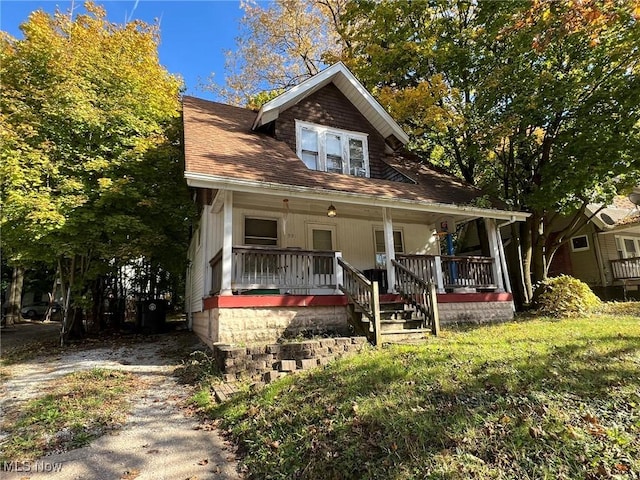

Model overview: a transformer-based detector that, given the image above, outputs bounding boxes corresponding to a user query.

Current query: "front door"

[307,224,336,292]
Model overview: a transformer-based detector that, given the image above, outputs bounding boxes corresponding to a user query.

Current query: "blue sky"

[1,0,246,100]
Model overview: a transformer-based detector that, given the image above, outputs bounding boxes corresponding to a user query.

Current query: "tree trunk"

[67,306,85,340]
[521,218,534,304]
[507,222,526,309]
[60,256,74,346]
[531,211,547,285]
[5,266,25,326]
[44,273,59,322]
[91,277,104,333]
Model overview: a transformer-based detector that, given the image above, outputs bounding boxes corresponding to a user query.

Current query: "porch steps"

[349,300,430,344]
[380,328,431,343]
[379,318,424,331]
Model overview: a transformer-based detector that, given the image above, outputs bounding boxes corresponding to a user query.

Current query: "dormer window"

[295,120,369,177]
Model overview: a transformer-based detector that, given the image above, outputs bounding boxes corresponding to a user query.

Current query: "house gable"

[274,83,389,179]
[253,62,409,148]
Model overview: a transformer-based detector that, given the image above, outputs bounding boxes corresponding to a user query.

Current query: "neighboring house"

[548,189,640,300]
[182,63,529,346]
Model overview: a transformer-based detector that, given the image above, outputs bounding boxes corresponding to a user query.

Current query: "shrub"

[534,275,601,318]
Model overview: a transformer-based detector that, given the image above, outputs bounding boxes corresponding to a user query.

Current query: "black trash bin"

[136,299,167,334]
[363,269,388,293]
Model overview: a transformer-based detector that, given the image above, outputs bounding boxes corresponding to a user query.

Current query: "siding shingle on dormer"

[275,84,388,179]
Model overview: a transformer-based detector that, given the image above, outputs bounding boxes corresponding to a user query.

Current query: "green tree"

[0,3,193,339]
[338,0,640,302]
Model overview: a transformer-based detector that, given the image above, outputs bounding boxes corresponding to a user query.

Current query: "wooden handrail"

[209,249,223,267]
[396,254,496,291]
[442,255,493,263]
[393,260,431,291]
[392,260,439,335]
[231,245,335,256]
[440,255,495,289]
[337,257,381,346]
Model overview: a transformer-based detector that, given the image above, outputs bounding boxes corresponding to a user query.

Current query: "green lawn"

[209,313,640,479]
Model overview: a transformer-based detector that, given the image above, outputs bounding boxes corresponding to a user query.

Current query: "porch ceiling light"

[327,204,337,217]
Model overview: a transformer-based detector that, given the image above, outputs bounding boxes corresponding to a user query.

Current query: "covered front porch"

[204,189,514,296]
[186,188,525,345]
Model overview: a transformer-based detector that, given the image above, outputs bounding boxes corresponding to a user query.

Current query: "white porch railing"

[396,254,496,291]
[611,257,640,280]
[210,246,342,294]
[210,248,498,295]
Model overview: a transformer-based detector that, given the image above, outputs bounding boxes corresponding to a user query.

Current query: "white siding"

[232,207,437,270]
[186,210,207,313]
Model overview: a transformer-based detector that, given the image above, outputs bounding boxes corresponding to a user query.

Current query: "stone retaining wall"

[213,337,368,383]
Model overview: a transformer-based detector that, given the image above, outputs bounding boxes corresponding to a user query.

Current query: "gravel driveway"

[1,325,242,479]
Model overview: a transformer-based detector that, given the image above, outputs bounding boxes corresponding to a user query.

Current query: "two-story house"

[183,63,529,346]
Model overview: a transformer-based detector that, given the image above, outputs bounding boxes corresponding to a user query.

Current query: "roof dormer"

[252,62,409,152]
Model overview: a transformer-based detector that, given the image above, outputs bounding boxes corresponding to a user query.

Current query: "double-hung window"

[243,218,279,280]
[374,229,404,268]
[295,121,369,177]
[244,218,278,246]
[616,236,640,259]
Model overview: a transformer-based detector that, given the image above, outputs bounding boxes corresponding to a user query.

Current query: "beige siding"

[566,224,602,286]
[191,310,217,347]
[596,233,618,285]
[233,207,437,270]
[186,211,207,313]
[600,233,620,262]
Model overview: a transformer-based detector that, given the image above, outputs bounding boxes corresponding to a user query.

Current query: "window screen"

[245,218,278,246]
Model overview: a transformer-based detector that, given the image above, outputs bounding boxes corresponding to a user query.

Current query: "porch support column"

[220,190,233,296]
[485,218,505,293]
[497,226,512,294]
[434,255,446,293]
[334,251,343,295]
[382,207,396,293]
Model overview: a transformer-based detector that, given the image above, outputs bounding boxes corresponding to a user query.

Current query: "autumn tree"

[213,0,347,106]
[338,0,640,302]
[479,0,640,299]
[0,3,193,339]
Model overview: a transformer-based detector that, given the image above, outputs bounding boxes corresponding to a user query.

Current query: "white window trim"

[615,235,640,259]
[243,216,279,247]
[570,235,589,252]
[373,227,404,268]
[295,120,370,177]
[306,223,338,251]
